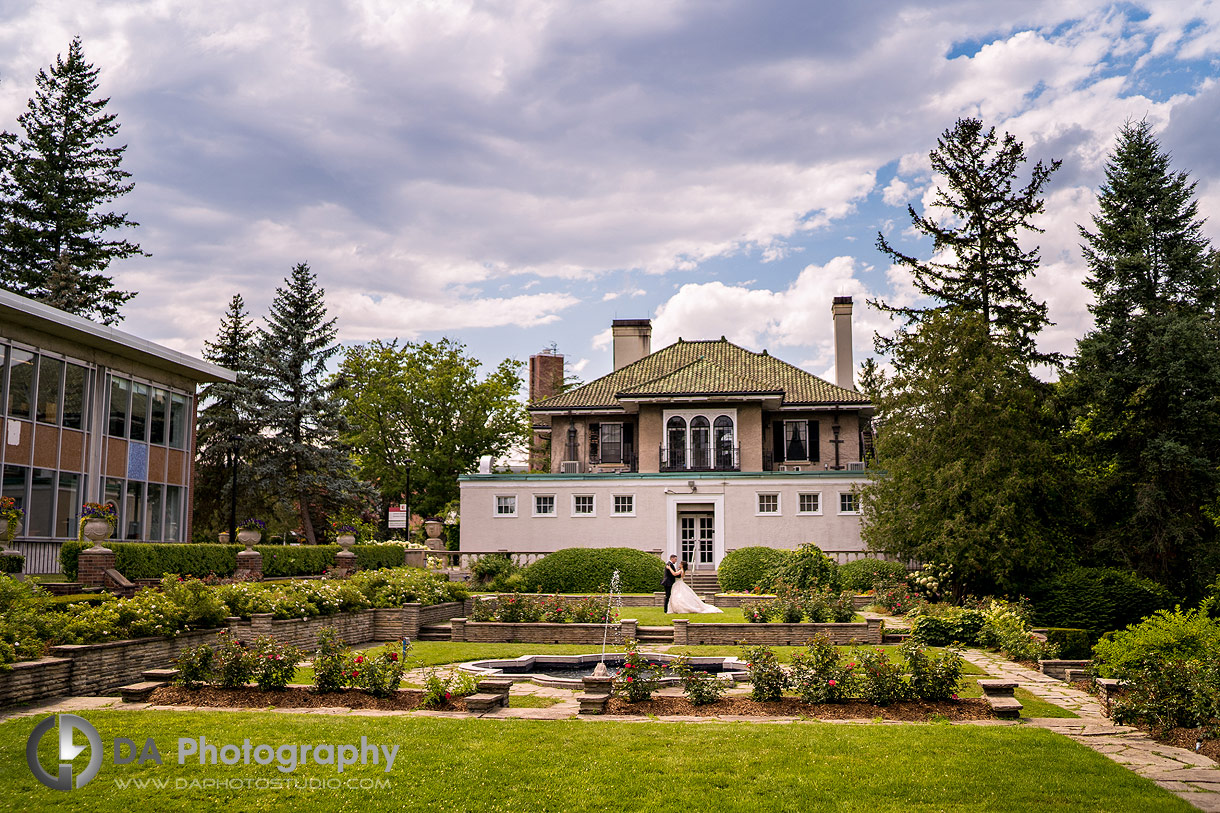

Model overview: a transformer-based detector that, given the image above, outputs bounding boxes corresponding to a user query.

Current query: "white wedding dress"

[667,576,723,614]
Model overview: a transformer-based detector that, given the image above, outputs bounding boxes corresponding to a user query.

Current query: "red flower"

[388,652,398,661]
[355,656,364,664]
[625,676,633,682]
[828,680,837,687]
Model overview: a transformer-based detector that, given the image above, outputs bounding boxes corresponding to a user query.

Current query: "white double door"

[679,513,715,569]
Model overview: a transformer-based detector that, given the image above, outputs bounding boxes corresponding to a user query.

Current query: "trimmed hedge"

[717,547,790,592]
[1030,567,1176,632]
[521,547,664,594]
[60,541,407,580]
[1043,628,1098,660]
[0,554,24,574]
[838,558,910,592]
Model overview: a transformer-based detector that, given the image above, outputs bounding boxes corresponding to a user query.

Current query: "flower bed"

[146,685,466,712]
[672,618,882,646]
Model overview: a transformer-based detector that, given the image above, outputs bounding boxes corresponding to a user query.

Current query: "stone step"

[119,681,166,703]
[142,668,180,682]
[417,624,452,641]
[977,680,1018,697]
[635,625,674,643]
[465,692,508,713]
[985,695,1024,719]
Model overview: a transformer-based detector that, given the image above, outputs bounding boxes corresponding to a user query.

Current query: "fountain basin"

[460,653,748,689]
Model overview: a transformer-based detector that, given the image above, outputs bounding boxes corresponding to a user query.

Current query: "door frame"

[666,494,724,569]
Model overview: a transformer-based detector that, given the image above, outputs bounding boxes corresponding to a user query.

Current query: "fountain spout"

[599,570,623,667]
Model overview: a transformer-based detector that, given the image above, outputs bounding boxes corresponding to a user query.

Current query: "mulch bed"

[604,696,994,720]
[147,685,467,712]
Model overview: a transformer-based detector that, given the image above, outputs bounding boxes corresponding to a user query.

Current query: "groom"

[661,554,680,612]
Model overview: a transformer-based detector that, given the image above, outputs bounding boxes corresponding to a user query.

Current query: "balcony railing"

[587,448,638,472]
[659,445,740,472]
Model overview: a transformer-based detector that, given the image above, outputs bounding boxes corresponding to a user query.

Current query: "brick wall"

[671,618,881,646]
[451,619,638,644]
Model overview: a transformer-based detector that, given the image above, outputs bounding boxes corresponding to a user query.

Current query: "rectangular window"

[757,493,780,514]
[56,473,81,538]
[62,363,87,429]
[28,468,55,537]
[2,465,28,517]
[573,495,595,515]
[840,492,859,514]
[612,495,634,515]
[149,388,168,444]
[104,478,124,528]
[146,482,163,541]
[130,383,149,441]
[109,377,129,437]
[124,481,144,539]
[169,393,188,449]
[495,495,517,516]
[36,356,63,424]
[164,485,182,542]
[7,348,35,419]
[784,420,808,461]
[533,494,556,515]
[600,423,623,464]
[798,493,821,514]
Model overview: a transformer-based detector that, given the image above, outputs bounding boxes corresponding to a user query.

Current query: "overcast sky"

[2,1,1218,385]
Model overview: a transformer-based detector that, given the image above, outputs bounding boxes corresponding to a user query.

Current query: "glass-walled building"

[0,290,234,543]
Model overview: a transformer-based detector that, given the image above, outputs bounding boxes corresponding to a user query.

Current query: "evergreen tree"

[256,263,370,544]
[874,117,1060,362]
[193,295,267,540]
[0,37,142,323]
[861,309,1068,595]
[1065,121,1220,596]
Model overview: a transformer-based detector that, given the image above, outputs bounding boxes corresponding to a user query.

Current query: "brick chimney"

[529,348,564,404]
[832,296,855,391]
[611,319,651,371]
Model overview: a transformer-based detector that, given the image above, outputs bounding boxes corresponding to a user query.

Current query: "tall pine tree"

[1065,121,1220,597]
[0,37,142,324]
[193,295,267,541]
[256,263,369,544]
[874,117,1060,363]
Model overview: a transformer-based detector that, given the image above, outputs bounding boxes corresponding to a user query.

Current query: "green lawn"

[619,606,747,624]
[2,711,1187,811]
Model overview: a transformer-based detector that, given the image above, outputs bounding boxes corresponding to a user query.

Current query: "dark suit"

[661,561,679,612]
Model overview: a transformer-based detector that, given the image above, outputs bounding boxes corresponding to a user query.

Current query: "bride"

[667,561,723,614]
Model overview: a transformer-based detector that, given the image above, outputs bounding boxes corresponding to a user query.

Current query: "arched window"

[666,416,686,470]
[690,416,710,469]
[714,415,735,469]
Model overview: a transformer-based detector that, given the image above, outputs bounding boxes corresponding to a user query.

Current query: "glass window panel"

[169,394,188,449]
[2,465,28,517]
[62,364,87,429]
[56,473,81,537]
[124,481,143,539]
[28,469,55,536]
[109,377,129,437]
[146,483,163,541]
[149,388,168,445]
[36,356,63,424]
[104,478,124,527]
[0,346,6,409]
[164,486,182,541]
[785,420,808,460]
[7,349,34,419]
[129,383,148,441]
[600,423,622,464]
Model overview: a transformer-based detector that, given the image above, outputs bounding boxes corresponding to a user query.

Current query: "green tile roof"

[534,338,869,410]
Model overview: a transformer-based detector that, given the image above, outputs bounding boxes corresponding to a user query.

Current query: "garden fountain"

[591,570,623,678]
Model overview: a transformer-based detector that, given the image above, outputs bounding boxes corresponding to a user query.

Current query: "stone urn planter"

[0,518,11,550]
[82,518,113,548]
[236,529,262,550]
[336,534,357,550]
[423,519,444,551]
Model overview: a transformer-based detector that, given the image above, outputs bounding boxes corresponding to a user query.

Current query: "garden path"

[963,649,1220,812]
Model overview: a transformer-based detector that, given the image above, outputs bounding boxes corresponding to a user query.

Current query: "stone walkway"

[963,649,1220,811]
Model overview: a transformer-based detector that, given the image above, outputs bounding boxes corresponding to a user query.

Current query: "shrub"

[115,590,186,639]
[874,583,922,616]
[770,543,840,592]
[250,636,303,691]
[469,597,497,622]
[521,547,664,594]
[977,599,1059,662]
[174,643,214,689]
[0,577,59,668]
[780,598,804,623]
[1112,656,1220,734]
[420,668,476,708]
[901,642,963,701]
[159,576,229,629]
[789,635,851,703]
[614,639,664,702]
[910,606,985,646]
[496,594,543,623]
[471,554,521,592]
[568,594,617,624]
[850,647,912,706]
[312,627,348,693]
[0,553,23,573]
[349,567,469,608]
[668,655,727,706]
[742,644,788,702]
[1043,628,1098,660]
[1030,567,1176,632]
[796,588,857,623]
[347,647,406,697]
[838,558,910,593]
[743,598,777,623]
[1092,609,1220,678]
[717,547,790,592]
[213,630,256,689]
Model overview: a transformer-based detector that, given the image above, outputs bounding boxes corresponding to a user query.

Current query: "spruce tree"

[1066,121,1220,596]
[0,37,142,324]
[255,263,369,544]
[194,295,266,540]
[874,117,1060,362]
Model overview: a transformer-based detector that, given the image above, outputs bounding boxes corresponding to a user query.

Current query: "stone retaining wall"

[671,618,881,646]
[450,618,638,644]
[48,628,223,696]
[0,657,72,706]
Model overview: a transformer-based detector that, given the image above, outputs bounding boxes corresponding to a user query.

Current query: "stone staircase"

[687,572,721,594]
[635,625,674,645]
[417,624,453,642]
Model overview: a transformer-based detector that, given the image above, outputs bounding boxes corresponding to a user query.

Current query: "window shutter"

[623,423,634,454]
[589,423,599,461]
[772,420,785,463]
[808,420,819,462]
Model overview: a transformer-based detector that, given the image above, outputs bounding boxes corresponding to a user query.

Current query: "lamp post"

[403,456,414,539]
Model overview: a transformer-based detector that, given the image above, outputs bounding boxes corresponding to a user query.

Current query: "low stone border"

[672,618,881,646]
[450,618,639,644]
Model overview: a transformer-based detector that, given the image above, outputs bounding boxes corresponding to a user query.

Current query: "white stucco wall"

[459,472,870,567]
